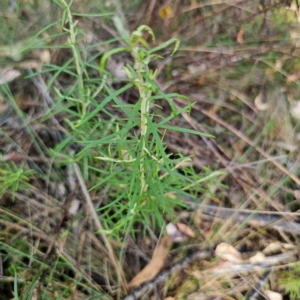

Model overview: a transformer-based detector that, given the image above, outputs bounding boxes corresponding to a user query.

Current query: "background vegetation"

[1,0,300,299]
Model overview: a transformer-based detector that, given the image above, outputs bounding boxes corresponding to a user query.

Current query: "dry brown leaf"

[68,199,80,216]
[262,242,283,255]
[1,151,26,162]
[40,49,51,64]
[276,141,297,152]
[215,242,243,263]
[290,101,300,119]
[294,189,300,200]
[287,72,300,82]
[0,68,21,84]
[232,139,246,154]
[249,252,265,264]
[190,0,197,7]
[176,223,196,238]
[264,290,282,300]
[208,105,219,125]
[1,151,45,163]
[254,92,269,111]
[237,28,244,44]
[0,101,9,113]
[31,288,38,300]
[128,236,172,288]
[16,60,42,70]
[166,223,187,243]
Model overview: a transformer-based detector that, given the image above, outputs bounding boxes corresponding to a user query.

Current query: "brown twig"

[199,109,300,186]
[122,248,214,300]
[184,197,300,234]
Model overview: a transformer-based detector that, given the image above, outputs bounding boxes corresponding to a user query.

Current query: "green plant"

[92,24,216,234]
[0,161,33,201]
[279,264,300,300]
[50,0,217,239]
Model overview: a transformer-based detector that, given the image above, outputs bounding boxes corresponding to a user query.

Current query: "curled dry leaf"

[68,199,80,216]
[290,101,300,120]
[254,92,269,111]
[1,152,45,163]
[294,189,300,200]
[166,223,177,236]
[128,236,172,288]
[39,49,51,64]
[286,71,300,82]
[249,251,265,264]
[1,151,26,162]
[282,243,296,250]
[16,60,42,70]
[0,103,9,113]
[166,223,187,243]
[264,290,282,300]
[30,288,38,300]
[176,223,196,238]
[276,141,297,152]
[236,28,244,44]
[215,242,243,264]
[262,242,283,255]
[31,49,51,64]
[0,68,21,84]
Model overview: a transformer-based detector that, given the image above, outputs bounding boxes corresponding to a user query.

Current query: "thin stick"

[200,109,300,186]
[74,163,128,294]
[122,248,214,300]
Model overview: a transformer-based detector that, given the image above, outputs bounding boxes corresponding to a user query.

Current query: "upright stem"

[131,46,151,194]
[59,0,86,116]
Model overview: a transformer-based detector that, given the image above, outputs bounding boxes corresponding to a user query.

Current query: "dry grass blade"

[199,109,300,186]
[73,163,128,294]
[185,198,300,234]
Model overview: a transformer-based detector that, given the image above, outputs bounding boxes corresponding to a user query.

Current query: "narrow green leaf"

[133,25,155,42]
[156,124,215,138]
[99,47,130,75]
[72,13,113,17]
[148,38,180,56]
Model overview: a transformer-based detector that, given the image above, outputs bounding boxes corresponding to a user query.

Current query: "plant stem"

[58,0,86,116]
[131,46,151,194]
